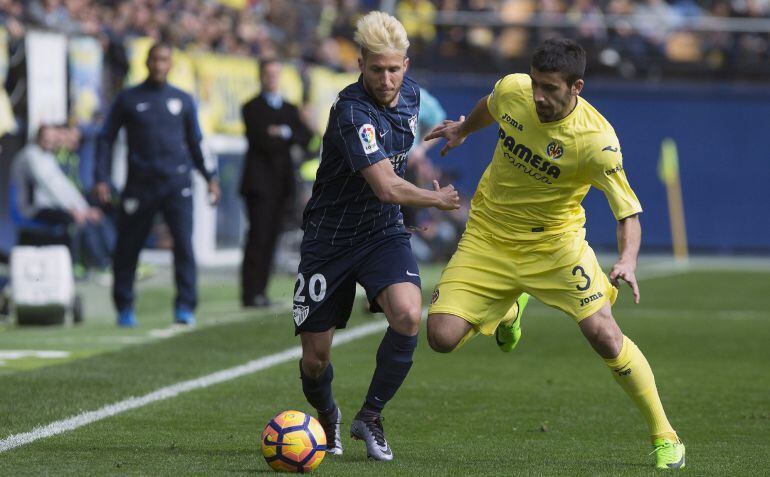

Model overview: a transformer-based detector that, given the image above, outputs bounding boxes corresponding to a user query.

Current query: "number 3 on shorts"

[571,265,591,291]
[294,273,327,303]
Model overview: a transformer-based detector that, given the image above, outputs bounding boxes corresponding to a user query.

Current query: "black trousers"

[113,182,196,312]
[241,193,285,302]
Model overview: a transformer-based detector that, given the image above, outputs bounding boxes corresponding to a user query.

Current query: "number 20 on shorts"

[294,273,327,303]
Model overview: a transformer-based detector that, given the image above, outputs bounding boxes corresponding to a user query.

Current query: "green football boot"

[651,438,686,470]
[494,293,529,352]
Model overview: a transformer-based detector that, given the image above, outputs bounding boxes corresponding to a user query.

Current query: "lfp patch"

[358,124,379,154]
[545,141,564,160]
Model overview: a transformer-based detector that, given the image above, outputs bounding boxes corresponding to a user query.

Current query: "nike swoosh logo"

[406,271,419,277]
[602,145,618,152]
[379,130,390,138]
[263,436,290,447]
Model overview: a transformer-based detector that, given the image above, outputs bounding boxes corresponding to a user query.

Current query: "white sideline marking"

[148,324,195,339]
[0,262,739,453]
[0,320,388,453]
[0,351,70,360]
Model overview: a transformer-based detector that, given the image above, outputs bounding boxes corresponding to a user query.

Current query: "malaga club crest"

[408,114,418,136]
[545,141,564,160]
[166,98,183,115]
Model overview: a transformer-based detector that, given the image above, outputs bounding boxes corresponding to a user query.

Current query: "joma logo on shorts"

[579,291,603,307]
[498,128,561,179]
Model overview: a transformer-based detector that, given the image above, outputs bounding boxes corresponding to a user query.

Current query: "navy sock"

[299,359,336,416]
[363,327,418,413]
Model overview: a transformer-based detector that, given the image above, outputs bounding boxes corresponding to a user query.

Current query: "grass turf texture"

[1,262,769,475]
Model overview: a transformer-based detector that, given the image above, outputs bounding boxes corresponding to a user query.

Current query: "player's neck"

[537,96,579,123]
[145,77,168,88]
[553,96,579,122]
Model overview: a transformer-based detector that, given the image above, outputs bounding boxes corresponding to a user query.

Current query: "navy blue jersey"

[95,81,213,187]
[302,75,420,246]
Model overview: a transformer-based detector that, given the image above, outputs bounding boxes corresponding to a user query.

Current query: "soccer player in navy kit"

[93,43,220,327]
[294,12,460,461]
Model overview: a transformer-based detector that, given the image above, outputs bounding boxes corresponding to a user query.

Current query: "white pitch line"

[0,319,388,453]
[0,263,720,453]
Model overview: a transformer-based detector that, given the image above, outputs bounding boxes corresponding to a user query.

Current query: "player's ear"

[571,79,584,96]
[403,56,410,73]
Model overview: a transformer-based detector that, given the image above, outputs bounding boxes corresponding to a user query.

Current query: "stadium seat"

[7,182,71,247]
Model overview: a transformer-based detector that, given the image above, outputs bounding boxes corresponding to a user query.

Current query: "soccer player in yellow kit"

[424,39,685,469]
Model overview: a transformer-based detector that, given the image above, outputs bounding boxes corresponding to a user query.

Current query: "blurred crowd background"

[0,0,768,273]
[2,0,769,90]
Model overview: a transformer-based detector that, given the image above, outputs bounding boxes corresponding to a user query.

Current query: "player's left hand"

[424,115,466,157]
[609,260,640,304]
[207,179,221,206]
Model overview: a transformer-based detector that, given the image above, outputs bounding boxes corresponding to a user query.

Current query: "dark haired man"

[94,43,220,327]
[425,38,685,469]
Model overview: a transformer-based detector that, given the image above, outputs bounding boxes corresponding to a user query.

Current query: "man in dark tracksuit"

[93,43,220,327]
[240,59,312,307]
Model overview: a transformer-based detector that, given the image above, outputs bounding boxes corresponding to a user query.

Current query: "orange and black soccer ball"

[261,410,326,473]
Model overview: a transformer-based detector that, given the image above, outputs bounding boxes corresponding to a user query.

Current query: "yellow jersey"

[468,73,642,242]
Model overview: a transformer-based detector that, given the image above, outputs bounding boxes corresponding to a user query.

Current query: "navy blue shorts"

[292,233,421,334]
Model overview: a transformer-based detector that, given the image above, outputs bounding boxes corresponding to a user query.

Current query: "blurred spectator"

[9,124,112,273]
[27,0,81,34]
[239,58,313,308]
[397,0,438,47]
[1,0,767,81]
[402,87,467,262]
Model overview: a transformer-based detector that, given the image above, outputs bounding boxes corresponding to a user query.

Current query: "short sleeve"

[331,102,389,172]
[583,131,643,220]
[486,74,523,120]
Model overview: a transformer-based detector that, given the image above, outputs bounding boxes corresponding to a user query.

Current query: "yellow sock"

[604,336,678,443]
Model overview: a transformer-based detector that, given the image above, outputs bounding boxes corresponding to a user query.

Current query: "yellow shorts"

[428,227,617,335]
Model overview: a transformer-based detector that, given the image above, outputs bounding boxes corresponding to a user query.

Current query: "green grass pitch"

[1,260,769,475]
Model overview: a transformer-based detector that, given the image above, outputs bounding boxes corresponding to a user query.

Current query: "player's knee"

[426,327,458,353]
[301,355,330,379]
[389,304,422,335]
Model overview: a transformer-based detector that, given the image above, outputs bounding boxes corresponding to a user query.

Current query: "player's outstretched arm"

[609,214,642,304]
[424,96,495,156]
[361,159,460,211]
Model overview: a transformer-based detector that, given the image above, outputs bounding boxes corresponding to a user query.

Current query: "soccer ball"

[261,410,326,473]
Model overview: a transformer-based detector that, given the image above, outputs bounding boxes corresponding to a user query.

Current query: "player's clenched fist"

[433,180,460,210]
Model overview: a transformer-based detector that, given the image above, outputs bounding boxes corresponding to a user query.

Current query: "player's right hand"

[93,182,111,204]
[69,208,87,226]
[424,115,466,157]
[433,180,460,210]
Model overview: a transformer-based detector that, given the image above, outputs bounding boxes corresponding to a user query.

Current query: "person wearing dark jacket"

[93,43,220,327]
[240,59,312,307]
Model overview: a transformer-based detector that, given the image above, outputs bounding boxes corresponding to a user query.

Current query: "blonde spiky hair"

[354,11,410,57]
